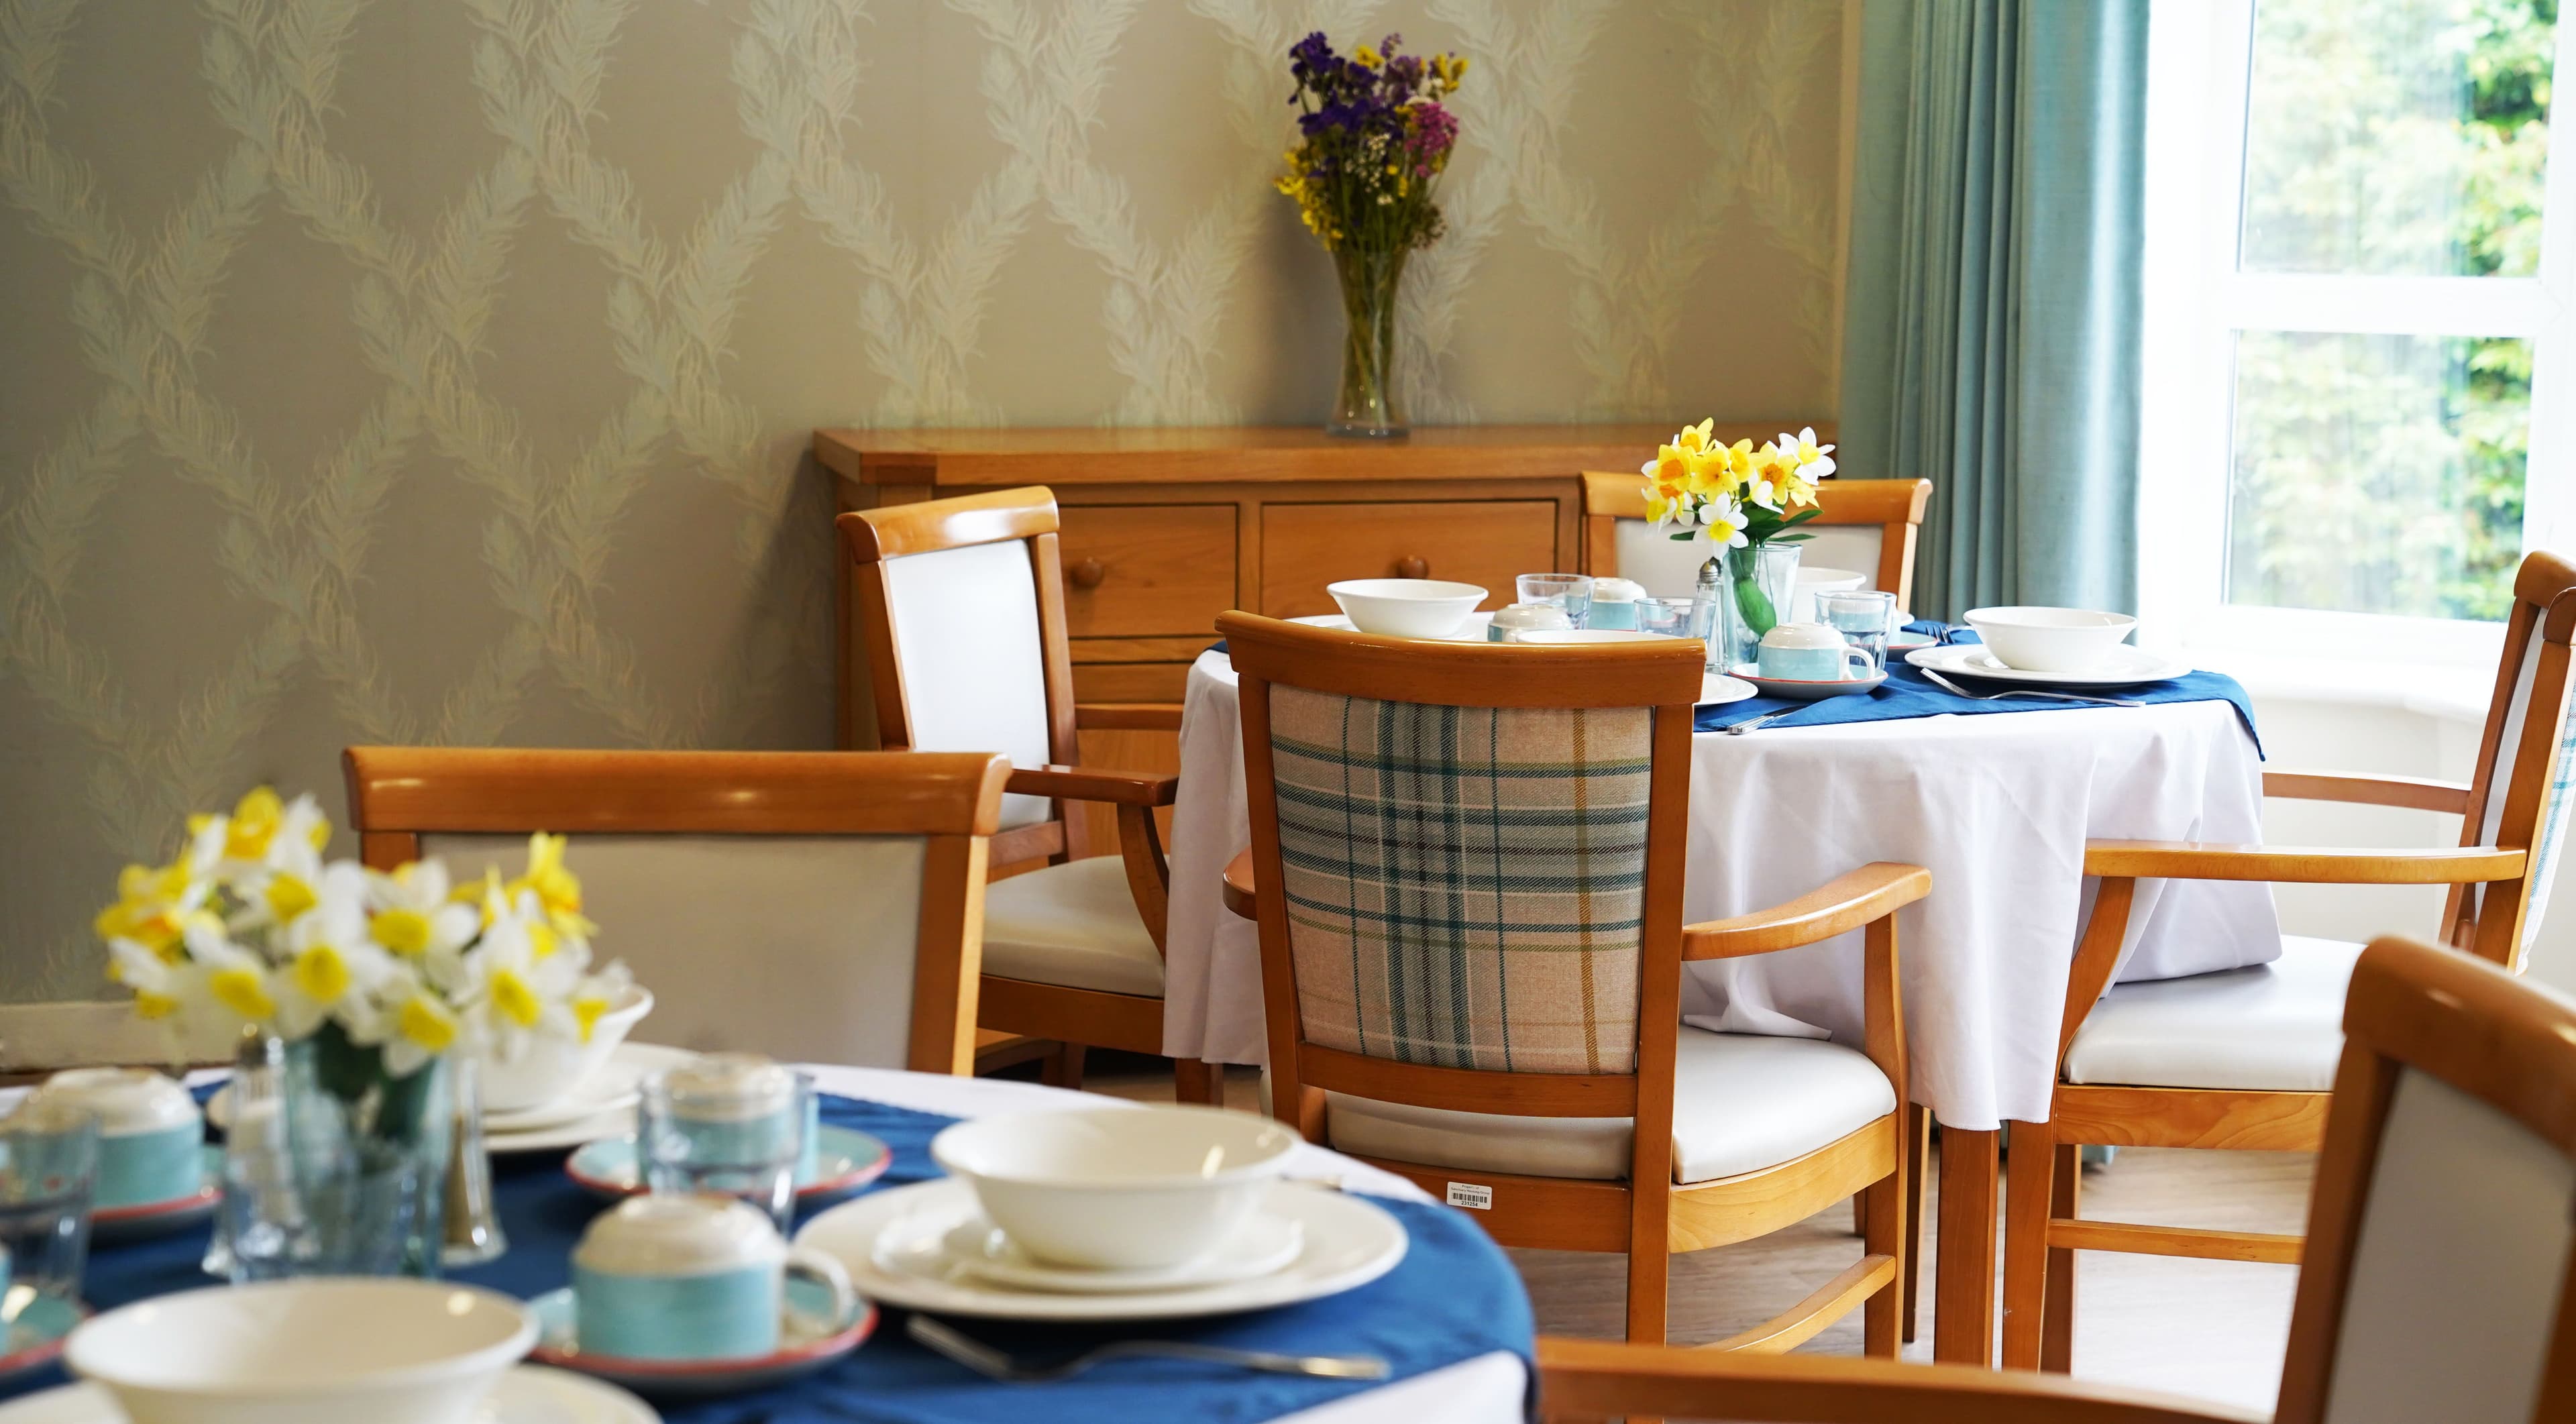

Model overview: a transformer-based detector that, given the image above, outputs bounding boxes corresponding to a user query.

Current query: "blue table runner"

[17,1094,1535,1424]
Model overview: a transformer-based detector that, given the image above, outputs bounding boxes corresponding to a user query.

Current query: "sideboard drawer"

[1260,500,1558,618]
[1059,504,1236,637]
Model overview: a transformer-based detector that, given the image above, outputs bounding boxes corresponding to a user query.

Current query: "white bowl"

[1964,606,2139,673]
[1326,579,1488,639]
[67,1279,536,1424]
[478,983,653,1114]
[930,1105,1297,1271]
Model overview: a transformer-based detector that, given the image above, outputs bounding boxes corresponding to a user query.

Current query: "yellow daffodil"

[93,859,206,956]
[1353,44,1382,67]
[508,831,596,943]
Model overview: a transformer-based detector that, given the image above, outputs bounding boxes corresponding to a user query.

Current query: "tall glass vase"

[1719,542,1801,672]
[235,1026,453,1279]
[1329,243,1407,438]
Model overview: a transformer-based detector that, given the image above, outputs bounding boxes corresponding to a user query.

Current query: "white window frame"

[2137,0,2576,679]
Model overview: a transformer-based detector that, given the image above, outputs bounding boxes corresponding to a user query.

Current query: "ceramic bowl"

[1963,606,2138,673]
[66,1279,537,1424]
[479,983,653,1114]
[1326,579,1488,639]
[928,1105,1297,1272]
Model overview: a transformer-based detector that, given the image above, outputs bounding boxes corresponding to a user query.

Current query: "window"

[2141,0,2571,665]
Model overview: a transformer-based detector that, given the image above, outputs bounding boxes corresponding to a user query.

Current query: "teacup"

[649,1054,818,1181]
[571,1195,854,1363]
[1587,577,1648,630]
[1757,623,1873,683]
[28,1069,202,1209]
[1487,602,1573,643]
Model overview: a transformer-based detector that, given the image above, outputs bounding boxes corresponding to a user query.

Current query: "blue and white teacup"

[28,1069,201,1209]
[648,1055,818,1181]
[1756,623,1874,683]
[1587,578,1648,631]
[571,1195,854,1362]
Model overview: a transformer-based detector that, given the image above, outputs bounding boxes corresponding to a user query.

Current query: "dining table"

[0,1064,1534,1424]
[1161,638,2282,1366]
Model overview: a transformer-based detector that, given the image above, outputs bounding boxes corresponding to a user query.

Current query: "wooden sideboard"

[816,423,1813,850]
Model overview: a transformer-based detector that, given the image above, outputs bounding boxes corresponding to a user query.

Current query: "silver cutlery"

[907,1314,1392,1384]
[1918,667,2145,708]
[1725,708,1801,736]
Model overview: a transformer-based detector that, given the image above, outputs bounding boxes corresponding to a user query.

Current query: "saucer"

[566,1126,892,1203]
[1907,641,2190,688]
[527,1278,873,1399]
[0,1297,83,1386]
[91,1146,220,1242]
[1697,673,1756,708]
[941,1207,1305,1294]
[0,1366,656,1423]
[800,1177,1405,1321]
[1734,665,1887,701]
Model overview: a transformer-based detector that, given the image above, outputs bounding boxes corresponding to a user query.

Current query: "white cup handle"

[1844,647,1876,679]
[786,1246,859,1331]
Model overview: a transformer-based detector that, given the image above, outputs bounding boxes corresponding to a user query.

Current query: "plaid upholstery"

[1268,685,1654,1075]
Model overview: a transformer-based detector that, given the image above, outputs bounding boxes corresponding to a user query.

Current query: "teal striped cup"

[28,1069,203,1209]
[571,1195,853,1362]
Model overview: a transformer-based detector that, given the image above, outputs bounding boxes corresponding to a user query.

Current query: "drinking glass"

[1635,597,1695,639]
[0,1100,97,1307]
[639,1064,814,1232]
[1820,590,1899,673]
[1515,573,1594,630]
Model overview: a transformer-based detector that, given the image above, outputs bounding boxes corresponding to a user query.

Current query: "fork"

[906,1314,1391,1384]
[1723,708,1801,736]
[1918,667,2145,708]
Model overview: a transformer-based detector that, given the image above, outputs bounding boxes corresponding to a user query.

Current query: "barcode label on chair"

[1445,1181,1494,1210]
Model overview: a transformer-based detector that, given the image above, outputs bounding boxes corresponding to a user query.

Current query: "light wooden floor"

[1087,1060,2312,1417]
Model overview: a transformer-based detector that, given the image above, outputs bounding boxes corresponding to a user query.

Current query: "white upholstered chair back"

[1611,519,1886,602]
[425,832,933,1066]
[877,539,1056,829]
[2444,555,2576,965]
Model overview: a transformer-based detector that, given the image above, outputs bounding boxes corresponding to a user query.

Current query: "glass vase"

[1328,243,1407,438]
[229,1026,452,1279]
[1719,542,1802,672]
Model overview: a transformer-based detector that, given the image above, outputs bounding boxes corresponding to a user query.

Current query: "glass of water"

[1635,596,1695,639]
[1515,573,1595,630]
[639,1057,815,1231]
[1820,590,1899,673]
[0,1100,97,1308]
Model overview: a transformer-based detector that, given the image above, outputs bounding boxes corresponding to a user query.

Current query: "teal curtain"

[1840,0,2149,618]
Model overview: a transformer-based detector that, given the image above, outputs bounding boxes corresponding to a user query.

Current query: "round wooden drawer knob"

[1397,556,1429,579]
[1069,558,1107,589]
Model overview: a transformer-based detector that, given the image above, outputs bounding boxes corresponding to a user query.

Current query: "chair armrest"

[2084,840,2525,885]
[1075,702,1184,733]
[1535,1338,2261,1424]
[1680,863,1930,960]
[2263,769,2473,813]
[1005,764,1179,808]
[1222,849,1257,920]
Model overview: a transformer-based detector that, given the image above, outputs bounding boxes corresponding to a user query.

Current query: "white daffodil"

[191,787,331,881]
[461,885,580,1062]
[271,865,396,1039]
[228,832,327,936]
[378,977,464,1078]
[1746,472,1781,512]
[1780,426,1836,479]
[107,937,196,1023]
[182,918,282,1031]
[1699,498,1753,550]
[364,858,480,985]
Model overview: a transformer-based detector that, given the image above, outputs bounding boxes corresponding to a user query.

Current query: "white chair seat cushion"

[1324,1028,1896,1185]
[980,855,1165,999]
[2063,935,2363,1092]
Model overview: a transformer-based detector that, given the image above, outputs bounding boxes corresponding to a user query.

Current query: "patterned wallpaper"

[0,0,1847,1005]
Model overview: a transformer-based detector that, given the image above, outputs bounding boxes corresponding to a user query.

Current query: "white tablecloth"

[1163,651,2281,1129]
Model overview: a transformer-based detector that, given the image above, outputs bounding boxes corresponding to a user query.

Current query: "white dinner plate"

[1907,641,2191,688]
[1698,673,1756,707]
[798,1177,1406,1321]
[1289,612,1490,641]
[0,1367,659,1423]
[941,1206,1305,1295]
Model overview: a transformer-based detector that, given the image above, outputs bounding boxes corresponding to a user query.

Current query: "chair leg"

[1625,1234,1670,1344]
[1173,1058,1222,1105]
[2043,1142,2080,1373]
[1861,1146,1905,1358]
[1999,1117,2055,1370]
[1040,1042,1086,1090]
[1902,1104,1928,1344]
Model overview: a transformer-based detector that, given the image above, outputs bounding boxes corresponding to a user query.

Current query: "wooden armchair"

[839,488,1218,1101]
[2001,549,2576,1370]
[1580,471,1933,612]
[1220,612,1927,1350]
[342,747,1011,1073]
[1540,935,2576,1422]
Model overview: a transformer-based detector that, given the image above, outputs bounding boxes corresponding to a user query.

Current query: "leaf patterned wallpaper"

[0,0,1846,1005]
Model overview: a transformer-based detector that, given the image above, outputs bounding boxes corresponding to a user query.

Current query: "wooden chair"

[838,487,1221,1102]
[342,747,1009,1073]
[2000,548,2576,1371]
[1218,611,1928,1350]
[1580,472,1933,612]
[1538,934,2576,1423]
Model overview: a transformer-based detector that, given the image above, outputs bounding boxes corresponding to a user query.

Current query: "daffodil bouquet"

[1644,420,1839,635]
[97,787,632,1084]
